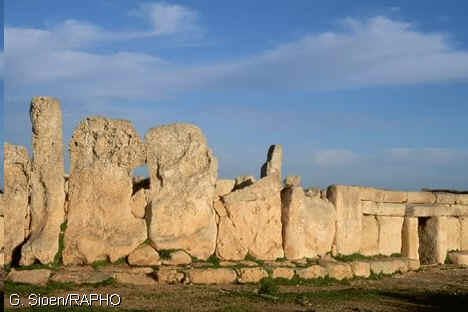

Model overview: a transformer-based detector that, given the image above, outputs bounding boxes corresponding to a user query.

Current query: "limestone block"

[408,259,420,271]
[361,201,406,216]
[435,192,457,204]
[215,179,235,197]
[382,190,407,203]
[327,185,362,255]
[272,267,295,280]
[156,268,185,284]
[236,267,268,284]
[407,192,436,204]
[51,267,111,285]
[7,269,51,285]
[162,250,192,265]
[216,175,283,260]
[419,217,447,264]
[406,205,468,217]
[284,176,301,188]
[377,216,404,256]
[360,215,379,256]
[358,187,385,202]
[351,261,370,278]
[234,176,256,190]
[187,268,237,284]
[113,273,157,286]
[128,245,161,266]
[213,199,228,217]
[3,143,30,265]
[401,217,419,260]
[146,123,218,260]
[130,188,147,219]
[457,195,468,205]
[370,260,397,275]
[295,265,327,279]
[461,217,468,250]
[260,144,282,180]
[281,187,336,259]
[447,251,468,266]
[21,97,65,265]
[323,262,353,280]
[446,217,461,252]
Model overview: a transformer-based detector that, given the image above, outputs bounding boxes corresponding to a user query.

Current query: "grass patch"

[206,254,221,267]
[5,308,147,312]
[4,280,76,296]
[90,256,126,270]
[51,221,67,268]
[244,253,264,266]
[158,249,179,260]
[258,278,279,295]
[333,253,375,262]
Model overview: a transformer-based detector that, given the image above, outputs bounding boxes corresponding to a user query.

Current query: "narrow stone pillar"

[401,217,419,260]
[21,96,65,265]
[419,216,447,264]
[261,144,282,180]
[461,217,468,250]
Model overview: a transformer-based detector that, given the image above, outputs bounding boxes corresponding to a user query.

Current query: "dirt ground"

[3,264,468,312]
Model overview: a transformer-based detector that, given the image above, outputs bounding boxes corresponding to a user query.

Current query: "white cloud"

[129,2,201,36]
[312,149,358,167]
[386,147,463,165]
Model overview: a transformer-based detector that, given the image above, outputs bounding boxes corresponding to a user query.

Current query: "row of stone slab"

[6,256,424,287]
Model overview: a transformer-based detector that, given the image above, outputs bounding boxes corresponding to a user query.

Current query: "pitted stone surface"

[261,144,282,180]
[21,97,65,265]
[146,123,218,260]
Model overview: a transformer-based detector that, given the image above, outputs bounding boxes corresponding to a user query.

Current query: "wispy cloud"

[312,149,358,167]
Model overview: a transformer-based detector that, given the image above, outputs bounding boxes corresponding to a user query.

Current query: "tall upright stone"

[402,217,419,260]
[4,143,30,264]
[63,117,147,264]
[145,123,218,260]
[21,97,65,265]
[327,185,362,255]
[261,145,282,180]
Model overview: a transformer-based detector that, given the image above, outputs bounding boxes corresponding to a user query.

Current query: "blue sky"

[3,0,468,190]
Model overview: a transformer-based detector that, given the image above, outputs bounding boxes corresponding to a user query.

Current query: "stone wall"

[2,96,467,274]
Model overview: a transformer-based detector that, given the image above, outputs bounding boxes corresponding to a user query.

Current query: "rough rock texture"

[351,261,370,278]
[146,123,218,260]
[407,192,436,204]
[361,201,406,216]
[188,268,237,284]
[382,191,407,203]
[446,217,461,252]
[128,244,161,266]
[461,217,468,250]
[284,176,301,188]
[281,186,336,259]
[156,268,185,284]
[323,262,353,280]
[3,143,30,265]
[63,117,147,264]
[261,144,282,180]
[377,216,404,256]
[360,215,379,256]
[447,251,468,266]
[236,267,268,283]
[7,269,51,285]
[216,175,284,260]
[113,273,157,286]
[234,176,256,190]
[162,250,192,265]
[419,217,447,264]
[272,267,295,279]
[51,266,111,285]
[402,217,419,260]
[295,265,327,279]
[131,188,148,219]
[327,185,362,255]
[215,180,235,197]
[21,97,66,265]
[359,187,385,202]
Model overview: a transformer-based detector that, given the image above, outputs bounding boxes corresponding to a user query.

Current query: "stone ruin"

[1,96,467,286]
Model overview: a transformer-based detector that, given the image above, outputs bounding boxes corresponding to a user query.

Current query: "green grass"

[90,257,126,270]
[244,253,264,266]
[158,249,179,260]
[5,308,147,312]
[206,254,221,267]
[333,253,402,262]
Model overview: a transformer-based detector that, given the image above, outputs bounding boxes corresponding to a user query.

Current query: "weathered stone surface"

[63,166,147,264]
[237,267,268,284]
[261,144,282,180]
[461,217,468,250]
[98,265,154,274]
[215,179,235,197]
[304,188,321,199]
[295,265,327,279]
[146,124,218,260]
[282,186,336,259]
[128,244,161,266]
[114,273,157,285]
[370,260,397,275]
[361,201,406,216]
[435,192,457,204]
[162,250,192,266]
[360,215,379,256]
[382,190,407,203]
[406,205,468,217]
[130,188,147,219]
[21,97,65,265]
[217,175,284,260]
[323,262,353,280]
[327,185,361,255]
[402,218,419,260]
[51,267,111,285]
[407,192,436,204]
[408,259,420,271]
[377,216,404,256]
[359,187,385,202]
[447,251,468,266]
[7,269,51,285]
[284,176,301,188]
[156,268,185,284]
[457,195,468,205]
[3,143,30,265]
[272,267,295,280]
[188,268,237,284]
[213,199,227,217]
[446,217,461,252]
[351,261,370,278]
[393,258,409,273]
[419,217,447,264]
[234,176,256,190]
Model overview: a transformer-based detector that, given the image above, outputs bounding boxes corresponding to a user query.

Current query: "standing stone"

[377,216,404,256]
[401,217,419,260]
[419,217,448,264]
[145,124,218,260]
[63,117,147,264]
[461,217,468,250]
[360,215,379,256]
[216,175,284,260]
[446,217,461,252]
[327,185,362,255]
[21,97,65,265]
[3,143,30,265]
[284,176,301,188]
[260,144,282,180]
[281,186,336,259]
[215,179,235,197]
